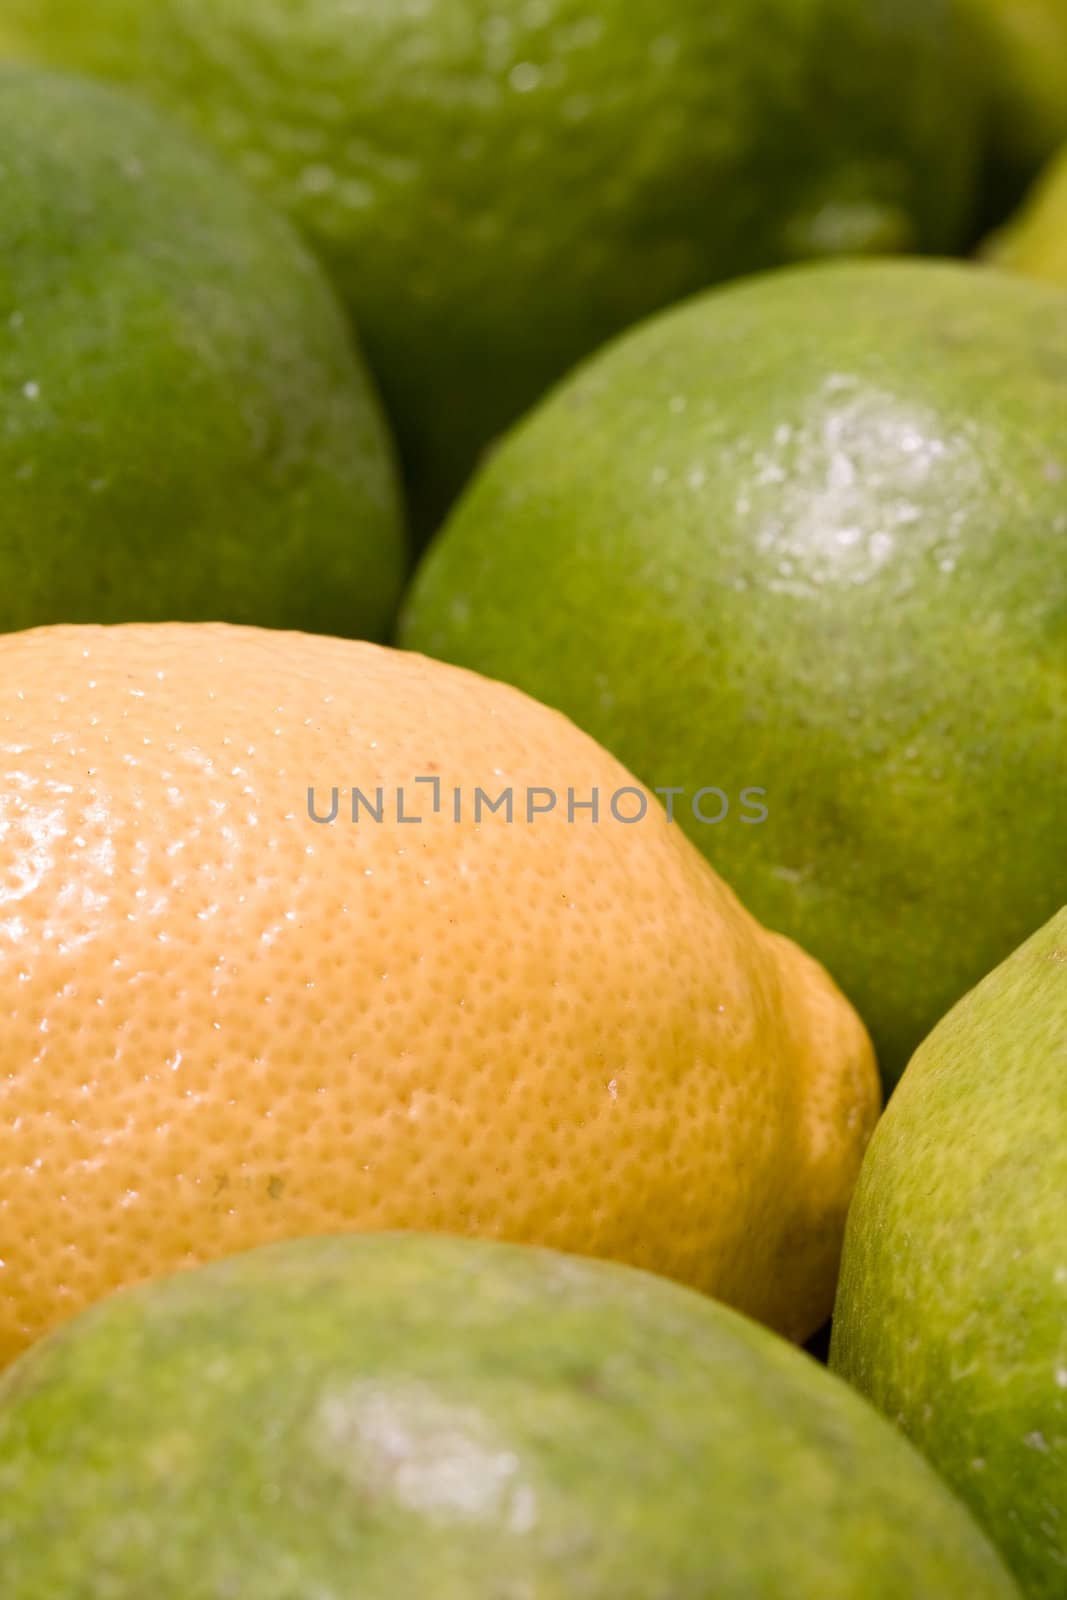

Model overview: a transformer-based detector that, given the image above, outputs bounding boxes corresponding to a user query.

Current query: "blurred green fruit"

[0,64,405,637]
[985,142,1067,286]
[963,0,1067,187]
[0,0,982,531]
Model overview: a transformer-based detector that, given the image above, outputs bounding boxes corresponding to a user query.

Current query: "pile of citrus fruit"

[0,6,1063,1596]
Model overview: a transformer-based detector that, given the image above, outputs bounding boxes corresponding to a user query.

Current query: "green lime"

[0,1232,1018,1598]
[0,64,405,638]
[831,908,1067,1599]
[400,258,1067,1089]
[0,0,982,531]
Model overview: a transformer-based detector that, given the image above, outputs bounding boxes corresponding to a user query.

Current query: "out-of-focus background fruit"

[987,144,1067,284]
[0,66,405,639]
[963,0,1067,197]
[0,0,984,532]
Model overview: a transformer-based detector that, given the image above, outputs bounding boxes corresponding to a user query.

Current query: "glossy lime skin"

[831,909,1067,1599]
[0,0,981,531]
[0,1232,1019,1599]
[0,65,405,638]
[401,259,1067,1088]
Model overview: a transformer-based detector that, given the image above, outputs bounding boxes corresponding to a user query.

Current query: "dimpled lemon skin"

[0,1235,1020,1600]
[0,624,878,1365]
[400,258,1067,1090]
[0,65,405,639]
[0,0,981,531]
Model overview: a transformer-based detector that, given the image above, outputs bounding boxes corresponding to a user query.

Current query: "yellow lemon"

[0,623,878,1362]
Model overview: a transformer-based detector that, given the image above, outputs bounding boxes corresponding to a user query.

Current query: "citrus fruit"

[400,257,1067,1091]
[962,0,1067,187]
[0,622,878,1364]
[831,908,1067,1599]
[0,0,982,531]
[0,1232,1021,1600]
[0,64,405,638]
[984,142,1067,286]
